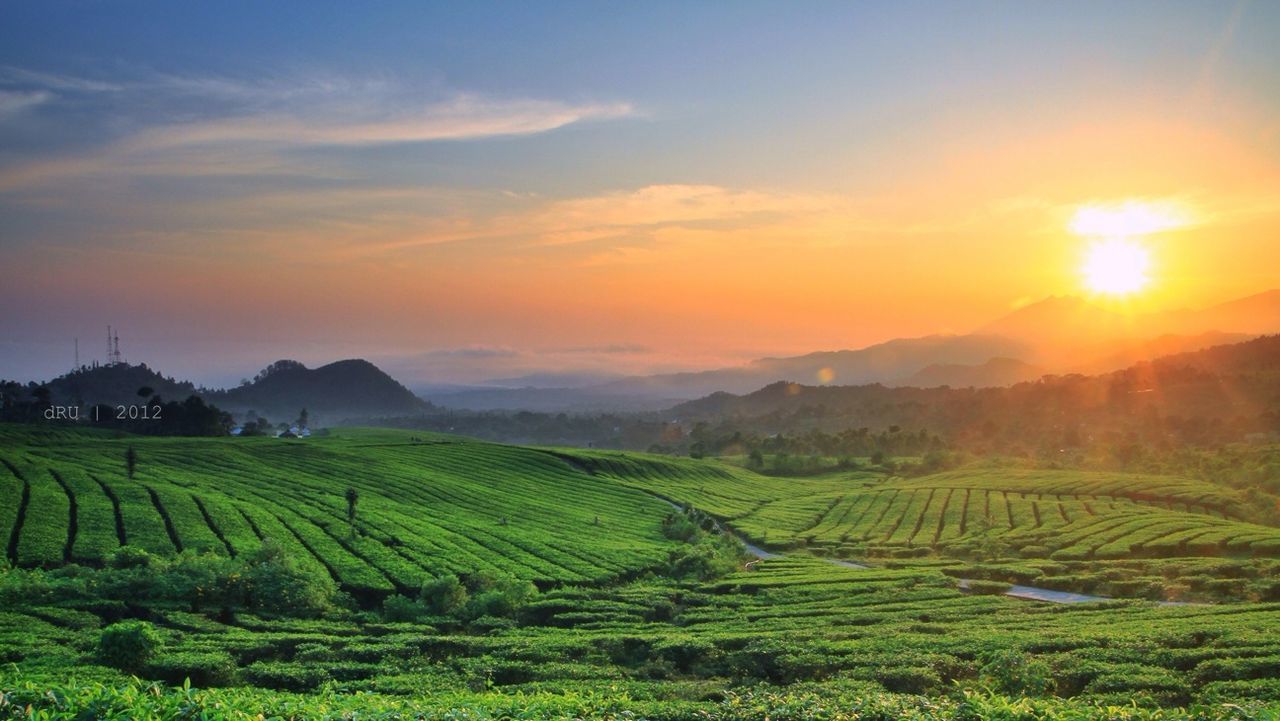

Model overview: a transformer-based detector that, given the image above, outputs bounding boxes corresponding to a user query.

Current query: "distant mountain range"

[420,289,1280,411]
[20,289,1280,418]
[901,357,1046,388]
[667,334,1280,435]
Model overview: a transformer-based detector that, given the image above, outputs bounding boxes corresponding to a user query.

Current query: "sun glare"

[1070,201,1185,296]
[1082,238,1150,295]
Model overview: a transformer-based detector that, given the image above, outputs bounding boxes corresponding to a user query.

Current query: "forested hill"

[669,335,1280,446]
[36,363,197,407]
[4,358,430,425]
[204,359,430,421]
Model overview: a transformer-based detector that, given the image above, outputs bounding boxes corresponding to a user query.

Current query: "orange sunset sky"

[1,2,1278,385]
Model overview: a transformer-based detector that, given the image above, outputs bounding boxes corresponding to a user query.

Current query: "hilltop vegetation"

[1,357,431,431]
[206,359,430,422]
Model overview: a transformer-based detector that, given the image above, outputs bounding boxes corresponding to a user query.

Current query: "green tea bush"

[964,579,1012,595]
[420,574,468,615]
[977,650,1053,696]
[97,620,163,673]
[1194,655,1280,683]
[242,660,330,692]
[665,533,747,580]
[146,650,237,687]
[245,540,337,617]
[461,576,537,621]
[292,642,336,663]
[662,512,701,542]
[107,545,153,569]
[382,594,428,622]
[875,665,941,694]
[1198,678,1280,703]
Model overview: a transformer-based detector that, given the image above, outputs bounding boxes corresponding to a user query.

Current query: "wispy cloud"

[135,95,633,148]
[0,89,52,117]
[0,65,635,191]
[0,66,122,92]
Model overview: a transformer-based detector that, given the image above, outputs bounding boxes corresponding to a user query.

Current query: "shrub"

[146,650,237,687]
[1194,655,1280,683]
[661,512,700,542]
[665,534,746,581]
[653,636,721,673]
[469,615,518,634]
[1198,678,1280,703]
[460,575,537,621]
[964,579,1012,595]
[420,574,468,615]
[245,540,337,617]
[160,552,246,611]
[98,620,163,673]
[978,649,1053,696]
[1084,666,1190,705]
[242,660,330,692]
[292,642,335,662]
[107,545,153,570]
[1252,579,1280,601]
[874,665,941,694]
[382,594,427,622]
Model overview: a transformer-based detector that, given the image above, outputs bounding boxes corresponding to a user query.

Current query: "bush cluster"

[0,540,339,618]
[381,572,538,625]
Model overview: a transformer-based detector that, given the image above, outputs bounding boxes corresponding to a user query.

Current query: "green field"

[727,467,1280,561]
[0,425,684,596]
[3,424,1280,718]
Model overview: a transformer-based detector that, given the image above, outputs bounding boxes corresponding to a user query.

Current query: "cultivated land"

[2,425,1280,718]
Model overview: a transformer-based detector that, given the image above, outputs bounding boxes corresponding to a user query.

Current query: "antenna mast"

[106,325,123,366]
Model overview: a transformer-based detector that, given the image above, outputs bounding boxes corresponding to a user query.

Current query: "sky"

[2,1,1279,387]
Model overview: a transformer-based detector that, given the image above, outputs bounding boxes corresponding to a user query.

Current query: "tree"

[345,487,359,536]
[137,386,154,399]
[125,446,137,479]
[296,408,309,429]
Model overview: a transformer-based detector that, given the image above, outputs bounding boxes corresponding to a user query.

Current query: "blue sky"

[2,1,1278,386]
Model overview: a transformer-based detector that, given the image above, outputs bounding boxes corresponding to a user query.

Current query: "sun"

[1082,238,1150,295]
[1069,201,1184,296]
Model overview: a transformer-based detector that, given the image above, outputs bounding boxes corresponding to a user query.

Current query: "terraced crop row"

[733,481,1280,560]
[0,427,685,595]
[6,553,1280,706]
[895,469,1251,519]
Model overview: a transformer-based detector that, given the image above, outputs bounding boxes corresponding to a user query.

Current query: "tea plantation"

[2,424,1280,719]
